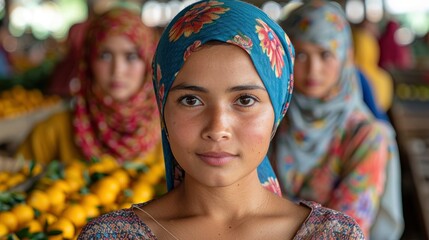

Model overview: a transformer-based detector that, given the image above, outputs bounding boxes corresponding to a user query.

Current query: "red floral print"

[256,19,285,78]
[183,40,202,61]
[262,177,282,196]
[169,1,229,42]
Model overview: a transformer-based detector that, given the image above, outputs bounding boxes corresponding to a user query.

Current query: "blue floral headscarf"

[152,0,294,196]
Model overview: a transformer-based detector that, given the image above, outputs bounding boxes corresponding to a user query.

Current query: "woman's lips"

[305,79,319,87]
[110,82,125,89]
[196,152,237,166]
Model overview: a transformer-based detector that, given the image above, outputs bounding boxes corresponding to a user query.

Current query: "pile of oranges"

[0,86,61,119]
[0,160,43,192]
[0,155,166,239]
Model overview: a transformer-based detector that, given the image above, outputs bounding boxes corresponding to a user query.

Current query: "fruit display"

[0,86,61,119]
[0,155,166,239]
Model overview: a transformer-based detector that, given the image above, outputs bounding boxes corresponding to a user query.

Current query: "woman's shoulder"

[345,109,391,137]
[78,206,157,239]
[295,201,365,239]
[32,110,73,130]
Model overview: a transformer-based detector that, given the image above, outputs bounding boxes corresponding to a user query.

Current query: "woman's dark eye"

[296,52,307,61]
[99,51,112,60]
[179,96,203,106]
[127,52,140,61]
[235,95,257,107]
[321,50,334,60]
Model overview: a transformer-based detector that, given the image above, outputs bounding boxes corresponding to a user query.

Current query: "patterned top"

[78,201,364,239]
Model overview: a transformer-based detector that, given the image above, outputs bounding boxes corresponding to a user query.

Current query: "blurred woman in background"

[274,1,404,239]
[15,7,162,165]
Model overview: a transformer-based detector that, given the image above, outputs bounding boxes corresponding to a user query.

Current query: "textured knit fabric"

[72,8,161,163]
[152,0,295,195]
[78,201,364,239]
[276,1,403,238]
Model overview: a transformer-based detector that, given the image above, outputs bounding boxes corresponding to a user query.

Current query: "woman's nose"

[111,57,126,77]
[201,105,232,142]
[308,56,322,74]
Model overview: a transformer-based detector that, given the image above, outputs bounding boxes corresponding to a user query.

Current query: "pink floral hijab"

[73,8,160,163]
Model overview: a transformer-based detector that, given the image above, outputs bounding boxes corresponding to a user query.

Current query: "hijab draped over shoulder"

[276,1,403,238]
[73,8,160,163]
[152,0,295,195]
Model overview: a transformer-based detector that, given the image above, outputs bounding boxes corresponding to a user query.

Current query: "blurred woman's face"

[92,35,146,101]
[293,41,341,99]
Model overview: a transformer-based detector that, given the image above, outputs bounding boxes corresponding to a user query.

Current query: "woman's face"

[92,35,146,101]
[293,41,341,99]
[164,44,275,187]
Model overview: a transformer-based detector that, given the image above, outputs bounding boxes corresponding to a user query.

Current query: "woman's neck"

[172,170,273,221]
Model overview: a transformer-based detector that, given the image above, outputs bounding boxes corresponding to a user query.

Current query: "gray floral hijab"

[275,0,367,175]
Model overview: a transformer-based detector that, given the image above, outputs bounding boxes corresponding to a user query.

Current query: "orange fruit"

[137,170,160,185]
[38,213,57,226]
[61,205,87,228]
[93,177,121,194]
[0,212,18,232]
[48,218,75,240]
[65,178,84,193]
[118,202,133,209]
[45,187,66,206]
[79,193,100,207]
[93,189,117,206]
[67,161,86,172]
[99,155,119,172]
[50,180,71,194]
[152,163,165,177]
[49,203,66,217]
[0,223,8,237]
[129,183,155,203]
[102,203,118,213]
[64,166,83,180]
[6,174,25,187]
[111,169,130,189]
[81,204,100,219]
[11,204,34,227]
[25,219,42,233]
[88,163,106,174]
[27,190,50,212]
[20,163,43,176]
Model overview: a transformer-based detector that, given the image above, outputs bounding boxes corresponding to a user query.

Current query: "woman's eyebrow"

[228,85,267,92]
[170,83,266,93]
[170,83,208,93]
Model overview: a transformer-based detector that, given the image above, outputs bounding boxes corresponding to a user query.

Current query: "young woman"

[15,8,162,164]
[78,1,364,239]
[274,1,403,239]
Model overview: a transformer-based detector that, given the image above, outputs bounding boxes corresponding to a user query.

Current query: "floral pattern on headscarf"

[73,8,160,163]
[169,1,229,42]
[227,33,253,53]
[256,19,286,78]
[153,0,294,196]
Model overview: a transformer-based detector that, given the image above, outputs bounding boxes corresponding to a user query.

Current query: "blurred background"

[0,0,428,239]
